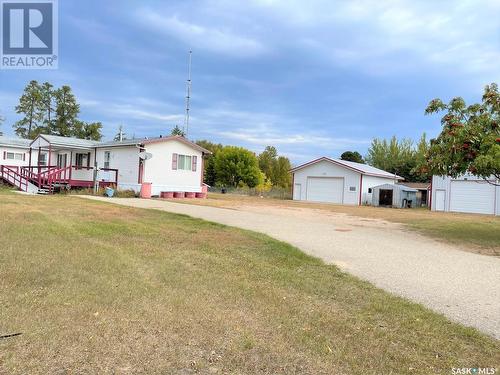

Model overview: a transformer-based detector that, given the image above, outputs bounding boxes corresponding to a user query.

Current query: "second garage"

[306,177,344,203]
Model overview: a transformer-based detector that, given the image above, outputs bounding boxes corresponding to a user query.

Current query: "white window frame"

[38,153,47,166]
[75,153,88,168]
[104,151,111,169]
[177,154,192,171]
[5,152,23,160]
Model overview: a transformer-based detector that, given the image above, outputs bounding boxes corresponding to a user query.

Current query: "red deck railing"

[1,165,29,192]
[2,165,119,194]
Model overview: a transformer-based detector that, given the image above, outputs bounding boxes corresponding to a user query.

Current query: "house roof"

[24,134,211,154]
[397,182,430,190]
[32,134,100,149]
[290,157,404,179]
[97,135,211,154]
[0,136,31,148]
[374,183,418,192]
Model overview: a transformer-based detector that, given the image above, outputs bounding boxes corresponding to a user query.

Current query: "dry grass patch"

[0,190,499,374]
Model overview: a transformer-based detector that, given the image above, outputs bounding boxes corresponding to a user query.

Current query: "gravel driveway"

[80,196,500,339]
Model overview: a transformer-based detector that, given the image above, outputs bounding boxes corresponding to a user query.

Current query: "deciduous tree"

[214,146,262,187]
[340,151,364,164]
[366,136,417,181]
[425,83,500,182]
[258,146,292,188]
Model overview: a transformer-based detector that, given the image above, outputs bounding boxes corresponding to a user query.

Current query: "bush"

[209,186,291,200]
[114,189,138,198]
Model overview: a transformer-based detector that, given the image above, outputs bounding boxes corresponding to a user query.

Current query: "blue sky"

[1,0,499,164]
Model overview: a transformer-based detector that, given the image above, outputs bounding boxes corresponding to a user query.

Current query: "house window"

[368,188,373,194]
[104,151,111,169]
[349,186,357,192]
[75,153,88,168]
[38,153,47,166]
[57,154,67,168]
[5,152,24,160]
[177,154,192,170]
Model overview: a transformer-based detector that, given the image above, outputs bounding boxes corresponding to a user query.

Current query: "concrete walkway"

[79,196,500,339]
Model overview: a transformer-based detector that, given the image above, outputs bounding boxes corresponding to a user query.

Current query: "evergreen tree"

[196,140,223,186]
[73,120,103,141]
[53,85,80,137]
[171,125,186,137]
[113,125,127,141]
[39,82,55,134]
[13,80,43,138]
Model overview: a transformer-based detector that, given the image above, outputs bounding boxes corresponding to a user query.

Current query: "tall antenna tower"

[184,50,192,137]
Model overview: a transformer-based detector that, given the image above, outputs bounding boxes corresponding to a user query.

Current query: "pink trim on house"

[172,153,178,170]
[142,135,211,154]
[192,155,197,172]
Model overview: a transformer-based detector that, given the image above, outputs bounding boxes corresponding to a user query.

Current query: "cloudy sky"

[1,0,499,163]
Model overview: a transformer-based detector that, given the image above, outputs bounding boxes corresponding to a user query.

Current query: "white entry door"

[306,177,343,203]
[293,183,302,200]
[435,190,446,211]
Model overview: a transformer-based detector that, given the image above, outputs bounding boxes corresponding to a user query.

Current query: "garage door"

[450,181,495,214]
[306,177,343,203]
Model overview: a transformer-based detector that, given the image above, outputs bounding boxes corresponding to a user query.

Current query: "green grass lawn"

[0,189,498,374]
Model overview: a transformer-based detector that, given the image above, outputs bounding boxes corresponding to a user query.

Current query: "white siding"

[293,160,399,205]
[143,140,203,195]
[431,175,499,215]
[0,146,31,167]
[361,175,398,205]
[292,160,360,205]
[96,147,139,185]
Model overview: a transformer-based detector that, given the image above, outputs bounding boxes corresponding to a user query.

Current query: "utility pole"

[184,50,192,137]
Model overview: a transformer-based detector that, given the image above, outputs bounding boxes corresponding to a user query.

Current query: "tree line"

[12,80,103,140]
[194,140,292,190]
[343,83,499,183]
[4,80,497,185]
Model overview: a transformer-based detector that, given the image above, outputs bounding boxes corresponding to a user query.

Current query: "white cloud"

[137,10,267,58]
[81,97,184,123]
[184,0,500,78]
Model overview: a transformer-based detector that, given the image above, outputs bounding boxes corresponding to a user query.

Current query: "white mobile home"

[291,157,402,205]
[431,175,500,216]
[1,134,210,196]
